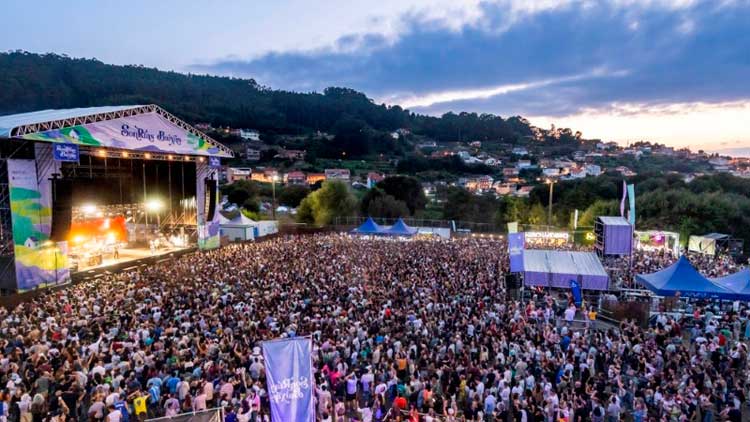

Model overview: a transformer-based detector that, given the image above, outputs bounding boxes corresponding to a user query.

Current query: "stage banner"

[7,159,69,291]
[508,232,525,272]
[262,337,315,422]
[52,143,79,162]
[507,222,518,233]
[627,184,636,226]
[21,111,230,157]
[196,162,220,250]
[570,279,582,307]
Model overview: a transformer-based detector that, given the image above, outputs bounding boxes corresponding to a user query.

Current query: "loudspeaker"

[506,273,521,289]
[50,179,73,241]
[205,179,217,221]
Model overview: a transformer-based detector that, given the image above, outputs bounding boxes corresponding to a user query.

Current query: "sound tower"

[205,179,217,221]
[506,273,521,301]
[50,179,73,241]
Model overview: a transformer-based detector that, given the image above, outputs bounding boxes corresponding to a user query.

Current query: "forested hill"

[0,51,570,145]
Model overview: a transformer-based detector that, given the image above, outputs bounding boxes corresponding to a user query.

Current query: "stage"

[73,245,192,272]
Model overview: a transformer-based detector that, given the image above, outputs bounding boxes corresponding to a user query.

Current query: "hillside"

[0,52,588,153]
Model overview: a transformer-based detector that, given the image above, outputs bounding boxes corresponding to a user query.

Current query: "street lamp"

[545,179,556,227]
[271,175,280,220]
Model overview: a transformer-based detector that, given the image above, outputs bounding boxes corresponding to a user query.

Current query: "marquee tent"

[351,217,384,235]
[383,218,418,237]
[635,256,743,299]
[711,269,750,295]
[219,212,257,241]
[521,250,609,290]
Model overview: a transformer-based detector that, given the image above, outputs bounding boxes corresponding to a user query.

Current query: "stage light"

[184,156,190,161]
[106,232,116,244]
[168,155,174,160]
[145,199,164,212]
[98,149,106,157]
[73,235,85,244]
[198,157,205,162]
[81,204,97,215]
[122,151,129,158]
[144,153,152,159]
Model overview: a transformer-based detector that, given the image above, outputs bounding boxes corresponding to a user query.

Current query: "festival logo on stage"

[21,112,230,157]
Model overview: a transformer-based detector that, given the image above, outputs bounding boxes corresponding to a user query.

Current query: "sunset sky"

[2,0,748,151]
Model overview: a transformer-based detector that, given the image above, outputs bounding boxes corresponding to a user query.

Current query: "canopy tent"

[635,256,743,300]
[219,212,257,226]
[522,250,609,290]
[351,217,385,235]
[711,269,750,295]
[383,218,418,236]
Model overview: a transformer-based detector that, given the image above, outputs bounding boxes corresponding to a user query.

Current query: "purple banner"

[262,337,315,422]
[509,232,525,272]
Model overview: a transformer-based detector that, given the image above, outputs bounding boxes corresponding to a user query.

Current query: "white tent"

[219,212,257,241]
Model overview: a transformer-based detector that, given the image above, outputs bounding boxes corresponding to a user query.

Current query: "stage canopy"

[635,256,744,299]
[383,218,418,236]
[711,269,750,295]
[522,250,609,290]
[351,217,384,235]
[0,104,233,157]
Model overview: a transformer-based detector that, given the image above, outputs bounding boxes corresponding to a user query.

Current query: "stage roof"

[522,250,609,290]
[0,104,233,158]
[635,256,742,299]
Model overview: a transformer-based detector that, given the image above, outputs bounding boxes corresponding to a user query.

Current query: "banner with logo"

[627,184,636,226]
[22,111,230,157]
[196,161,220,250]
[262,337,315,422]
[508,232,525,272]
[53,143,79,162]
[507,221,518,234]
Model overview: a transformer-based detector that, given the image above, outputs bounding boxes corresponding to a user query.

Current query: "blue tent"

[383,218,418,236]
[351,217,384,235]
[712,269,750,295]
[635,256,742,300]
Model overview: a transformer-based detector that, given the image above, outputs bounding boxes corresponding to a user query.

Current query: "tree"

[278,185,310,208]
[296,181,357,225]
[367,194,410,219]
[527,203,547,226]
[376,176,426,215]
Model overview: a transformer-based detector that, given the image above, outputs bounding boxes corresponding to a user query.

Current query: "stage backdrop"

[262,337,315,422]
[8,158,70,290]
[21,111,228,157]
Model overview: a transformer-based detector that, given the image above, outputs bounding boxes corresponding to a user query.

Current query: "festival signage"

[53,143,79,162]
[196,162,220,250]
[7,159,70,290]
[508,232,525,272]
[570,279,582,307]
[262,337,315,422]
[21,111,231,157]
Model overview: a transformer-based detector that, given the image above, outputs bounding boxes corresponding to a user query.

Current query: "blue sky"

[2,0,749,150]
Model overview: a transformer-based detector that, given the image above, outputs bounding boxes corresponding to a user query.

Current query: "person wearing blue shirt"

[114,398,130,422]
[165,374,180,394]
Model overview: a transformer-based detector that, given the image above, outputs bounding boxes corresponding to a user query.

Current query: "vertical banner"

[573,209,579,230]
[508,232,525,272]
[262,337,315,422]
[619,180,627,217]
[196,161,220,250]
[569,279,582,307]
[7,159,69,290]
[627,184,636,226]
[507,221,518,234]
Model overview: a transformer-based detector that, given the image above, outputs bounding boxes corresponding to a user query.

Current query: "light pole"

[271,175,280,219]
[546,179,556,227]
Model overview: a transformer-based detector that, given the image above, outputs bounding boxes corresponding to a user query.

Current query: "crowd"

[0,234,748,422]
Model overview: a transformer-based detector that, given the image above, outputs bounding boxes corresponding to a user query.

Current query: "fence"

[146,408,222,422]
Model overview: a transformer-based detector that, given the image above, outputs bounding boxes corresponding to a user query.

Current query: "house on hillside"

[325,169,351,182]
[286,171,307,185]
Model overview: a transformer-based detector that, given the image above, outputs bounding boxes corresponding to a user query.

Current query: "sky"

[2,0,749,151]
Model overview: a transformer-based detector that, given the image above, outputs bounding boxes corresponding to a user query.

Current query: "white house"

[24,236,39,249]
[584,164,602,176]
[512,147,529,156]
[240,129,261,141]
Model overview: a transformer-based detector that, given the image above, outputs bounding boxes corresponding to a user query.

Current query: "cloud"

[194,0,750,121]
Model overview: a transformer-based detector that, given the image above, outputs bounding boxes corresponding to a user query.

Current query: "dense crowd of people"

[0,234,748,422]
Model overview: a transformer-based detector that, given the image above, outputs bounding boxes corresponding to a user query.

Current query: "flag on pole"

[627,184,636,225]
[620,180,627,217]
[262,337,315,422]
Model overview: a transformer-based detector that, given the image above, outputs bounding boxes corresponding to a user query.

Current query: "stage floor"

[74,245,192,272]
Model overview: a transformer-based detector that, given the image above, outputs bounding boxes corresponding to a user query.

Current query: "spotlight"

[184,156,190,161]
[98,149,107,157]
[198,157,205,162]
[122,151,129,158]
[81,204,97,215]
[168,155,174,160]
[144,153,152,159]
[145,199,164,212]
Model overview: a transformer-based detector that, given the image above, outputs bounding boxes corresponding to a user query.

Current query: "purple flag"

[620,180,627,217]
[509,233,525,272]
[262,337,315,422]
